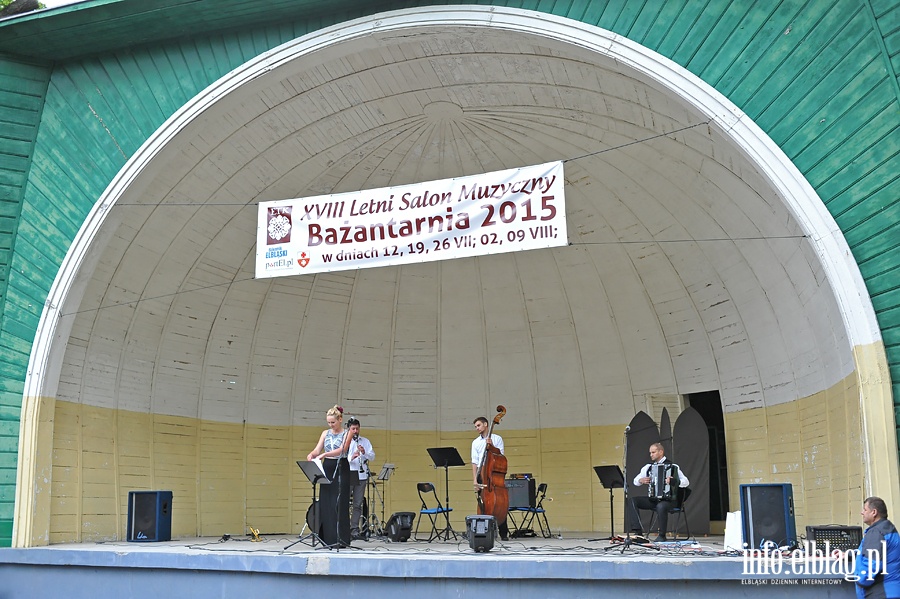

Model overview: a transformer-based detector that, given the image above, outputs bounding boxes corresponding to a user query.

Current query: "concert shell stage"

[0,7,896,596]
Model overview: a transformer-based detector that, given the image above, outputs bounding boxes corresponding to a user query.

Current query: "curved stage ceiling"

[46,10,860,433]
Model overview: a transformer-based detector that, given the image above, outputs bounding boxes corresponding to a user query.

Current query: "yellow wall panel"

[42,369,870,543]
[32,396,57,546]
[537,425,591,533]
[51,401,83,543]
[589,425,629,534]
[245,424,292,534]
[724,371,863,534]
[199,420,244,536]
[151,415,198,537]
[116,410,153,538]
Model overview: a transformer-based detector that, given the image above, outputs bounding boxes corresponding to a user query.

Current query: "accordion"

[648,463,680,501]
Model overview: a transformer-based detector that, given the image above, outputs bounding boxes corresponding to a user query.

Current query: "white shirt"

[471,433,504,465]
[633,456,690,488]
[348,435,375,480]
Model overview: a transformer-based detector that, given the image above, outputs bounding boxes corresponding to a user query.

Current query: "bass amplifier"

[127,490,172,542]
[506,478,536,508]
[805,525,862,553]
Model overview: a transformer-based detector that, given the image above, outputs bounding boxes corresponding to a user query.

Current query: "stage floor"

[12,530,732,558]
[0,531,856,598]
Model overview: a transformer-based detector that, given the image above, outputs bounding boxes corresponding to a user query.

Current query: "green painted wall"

[0,0,896,546]
[0,55,51,545]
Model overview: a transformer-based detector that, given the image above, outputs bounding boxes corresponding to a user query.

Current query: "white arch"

[15,5,893,545]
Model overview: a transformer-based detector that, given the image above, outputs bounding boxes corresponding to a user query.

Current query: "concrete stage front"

[0,533,857,598]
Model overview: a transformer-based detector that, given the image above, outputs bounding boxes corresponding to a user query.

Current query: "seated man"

[630,442,689,542]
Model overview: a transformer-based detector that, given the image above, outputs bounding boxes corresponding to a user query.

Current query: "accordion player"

[629,443,690,542]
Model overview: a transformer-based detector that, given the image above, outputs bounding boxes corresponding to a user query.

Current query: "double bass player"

[472,414,510,541]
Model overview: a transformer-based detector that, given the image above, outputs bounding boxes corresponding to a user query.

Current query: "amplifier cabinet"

[466,515,496,553]
[806,525,862,553]
[127,490,173,542]
[386,512,415,542]
[506,478,536,508]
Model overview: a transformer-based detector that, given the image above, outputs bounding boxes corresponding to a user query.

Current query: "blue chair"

[414,482,454,541]
[509,482,551,538]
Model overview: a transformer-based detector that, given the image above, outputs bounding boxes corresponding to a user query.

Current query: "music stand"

[590,466,624,541]
[425,447,465,541]
[284,460,331,551]
[377,463,395,481]
[367,463,394,537]
[598,436,658,554]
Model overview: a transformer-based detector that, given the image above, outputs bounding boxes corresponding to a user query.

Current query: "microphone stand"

[623,426,630,534]
[604,426,657,553]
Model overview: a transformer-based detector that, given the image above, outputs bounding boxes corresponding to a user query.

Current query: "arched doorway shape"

[15,6,895,546]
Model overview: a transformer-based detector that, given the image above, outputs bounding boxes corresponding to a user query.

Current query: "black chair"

[414,482,454,541]
[509,482,551,538]
[647,487,692,540]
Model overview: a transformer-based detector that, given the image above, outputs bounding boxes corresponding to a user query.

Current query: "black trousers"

[319,458,351,546]
[498,517,509,539]
[630,496,674,537]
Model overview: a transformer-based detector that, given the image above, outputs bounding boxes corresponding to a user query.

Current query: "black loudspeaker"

[386,512,415,542]
[127,490,173,542]
[739,484,796,549]
[466,515,496,552]
[506,478,536,508]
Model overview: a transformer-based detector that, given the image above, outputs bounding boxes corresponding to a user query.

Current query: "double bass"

[476,405,509,527]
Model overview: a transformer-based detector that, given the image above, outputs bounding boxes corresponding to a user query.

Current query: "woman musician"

[306,405,353,547]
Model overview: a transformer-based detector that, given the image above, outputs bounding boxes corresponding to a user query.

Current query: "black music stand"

[367,463,394,538]
[284,460,331,551]
[599,449,658,553]
[590,466,624,541]
[377,463,395,482]
[425,447,465,541]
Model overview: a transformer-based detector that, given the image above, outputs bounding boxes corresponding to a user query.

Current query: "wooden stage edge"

[0,533,857,598]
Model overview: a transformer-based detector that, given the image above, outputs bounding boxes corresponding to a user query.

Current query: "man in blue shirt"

[855,496,900,599]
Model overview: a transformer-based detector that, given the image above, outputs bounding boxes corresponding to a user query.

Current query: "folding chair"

[647,487,692,540]
[414,482,454,541]
[514,482,551,538]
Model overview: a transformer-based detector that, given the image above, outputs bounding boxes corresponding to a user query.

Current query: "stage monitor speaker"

[506,478,536,508]
[386,512,415,542]
[127,490,172,542]
[466,515,496,553]
[739,483,796,550]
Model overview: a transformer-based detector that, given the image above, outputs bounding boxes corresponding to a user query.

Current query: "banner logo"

[266,206,292,245]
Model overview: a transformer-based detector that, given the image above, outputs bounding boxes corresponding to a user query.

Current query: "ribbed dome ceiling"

[52,20,851,432]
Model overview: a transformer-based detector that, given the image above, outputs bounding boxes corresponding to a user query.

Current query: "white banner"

[256,161,566,278]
